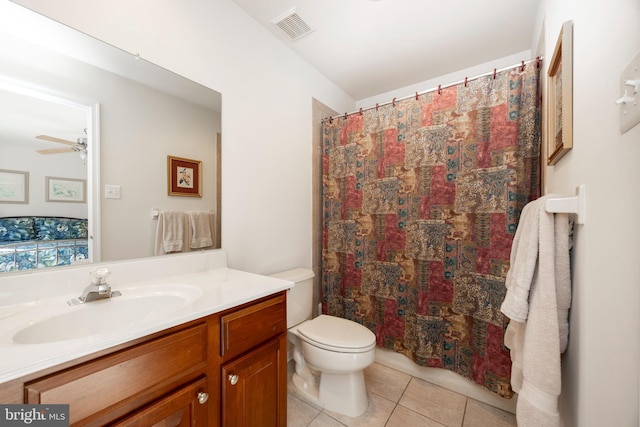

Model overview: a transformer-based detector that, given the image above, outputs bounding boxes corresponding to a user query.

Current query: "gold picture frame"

[167,155,202,197]
[546,20,573,165]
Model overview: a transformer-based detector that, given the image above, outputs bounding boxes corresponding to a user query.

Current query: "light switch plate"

[105,184,121,199]
[620,50,640,133]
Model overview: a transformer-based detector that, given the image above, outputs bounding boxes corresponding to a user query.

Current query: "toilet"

[270,268,376,418]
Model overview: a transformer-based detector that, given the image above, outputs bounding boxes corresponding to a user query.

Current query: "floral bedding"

[0,217,88,272]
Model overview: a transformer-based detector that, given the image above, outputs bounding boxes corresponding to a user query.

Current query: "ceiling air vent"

[271,8,314,41]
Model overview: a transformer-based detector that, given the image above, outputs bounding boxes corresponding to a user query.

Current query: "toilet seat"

[297,315,376,353]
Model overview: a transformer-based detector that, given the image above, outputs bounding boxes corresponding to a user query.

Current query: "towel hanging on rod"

[151,207,214,219]
[544,185,586,224]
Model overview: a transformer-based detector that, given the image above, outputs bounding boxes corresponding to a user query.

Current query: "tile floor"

[287,362,517,427]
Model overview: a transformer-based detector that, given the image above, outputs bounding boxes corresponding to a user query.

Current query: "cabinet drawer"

[221,293,286,359]
[25,324,207,425]
[112,376,208,427]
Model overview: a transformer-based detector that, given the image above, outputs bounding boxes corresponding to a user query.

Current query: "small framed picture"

[0,169,29,204]
[546,20,573,165]
[46,177,86,203]
[167,155,202,197]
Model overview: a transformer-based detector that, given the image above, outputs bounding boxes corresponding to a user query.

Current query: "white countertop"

[0,267,293,384]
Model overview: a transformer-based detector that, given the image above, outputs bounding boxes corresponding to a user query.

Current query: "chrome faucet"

[67,267,121,306]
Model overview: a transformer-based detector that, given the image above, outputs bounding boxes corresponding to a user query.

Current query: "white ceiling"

[0,88,86,155]
[230,0,540,100]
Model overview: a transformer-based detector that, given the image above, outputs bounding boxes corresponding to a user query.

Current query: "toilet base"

[319,370,369,417]
[292,369,369,418]
[292,371,321,406]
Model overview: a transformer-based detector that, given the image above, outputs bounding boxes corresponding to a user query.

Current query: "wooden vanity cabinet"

[2,291,287,427]
[218,294,288,427]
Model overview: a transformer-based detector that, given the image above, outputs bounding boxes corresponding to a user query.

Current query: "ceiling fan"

[35,130,87,158]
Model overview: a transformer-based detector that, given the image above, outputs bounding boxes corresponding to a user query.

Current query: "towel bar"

[151,208,214,219]
[544,185,586,225]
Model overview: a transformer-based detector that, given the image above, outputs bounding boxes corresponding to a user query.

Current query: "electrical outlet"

[619,50,640,133]
[105,185,121,199]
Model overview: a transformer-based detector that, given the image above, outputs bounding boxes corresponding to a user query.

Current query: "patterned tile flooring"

[287,362,517,427]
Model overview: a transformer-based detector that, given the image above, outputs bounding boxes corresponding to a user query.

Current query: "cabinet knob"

[228,374,239,386]
[197,391,209,404]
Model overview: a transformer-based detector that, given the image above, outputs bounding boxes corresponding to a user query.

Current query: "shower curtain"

[321,64,540,398]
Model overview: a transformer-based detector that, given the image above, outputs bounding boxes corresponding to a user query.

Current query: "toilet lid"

[297,315,376,352]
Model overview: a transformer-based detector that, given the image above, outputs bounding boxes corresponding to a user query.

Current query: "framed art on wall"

[547,20,573,165]
[167,155,202,197]
[0,169,28,204]
[46,177,86,203]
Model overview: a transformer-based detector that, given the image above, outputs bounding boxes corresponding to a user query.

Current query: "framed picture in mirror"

[0,169,29,204]
[546,20,573,165]
[46,177,86,203]
[168,155,202,197]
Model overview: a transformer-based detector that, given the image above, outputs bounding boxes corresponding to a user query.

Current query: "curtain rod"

[324,57,542,122]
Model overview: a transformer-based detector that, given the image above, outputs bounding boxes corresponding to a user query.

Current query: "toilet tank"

[269,268,315,328]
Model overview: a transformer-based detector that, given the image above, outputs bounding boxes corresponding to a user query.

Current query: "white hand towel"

[189,210,213,249]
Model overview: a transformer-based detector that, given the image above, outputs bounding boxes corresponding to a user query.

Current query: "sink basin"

[10,284,202,345]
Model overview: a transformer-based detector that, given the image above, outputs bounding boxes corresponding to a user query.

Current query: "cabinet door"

[221,337,285,427]
[112,377,208,427]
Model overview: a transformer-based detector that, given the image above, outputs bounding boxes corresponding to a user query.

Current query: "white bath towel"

[500,196,571,427]
[189,210,214,249]
[154,210,188,255]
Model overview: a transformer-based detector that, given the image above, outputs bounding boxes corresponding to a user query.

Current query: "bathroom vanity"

[0,250,292,426]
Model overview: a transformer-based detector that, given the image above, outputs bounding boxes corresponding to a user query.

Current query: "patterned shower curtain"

[321,64,540,398]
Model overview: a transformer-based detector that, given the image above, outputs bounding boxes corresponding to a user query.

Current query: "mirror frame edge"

[88,102,100,263]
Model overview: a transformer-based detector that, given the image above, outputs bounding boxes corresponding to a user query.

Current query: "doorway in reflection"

[0,83,95,272]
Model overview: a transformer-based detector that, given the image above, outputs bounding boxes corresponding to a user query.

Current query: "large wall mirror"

[0,2,222,274]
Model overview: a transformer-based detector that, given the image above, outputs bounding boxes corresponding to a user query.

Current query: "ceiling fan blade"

[37,147,74,155]
[35,135,75,146]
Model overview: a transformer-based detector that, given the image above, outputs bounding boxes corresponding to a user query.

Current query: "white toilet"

[270,268,376,418]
